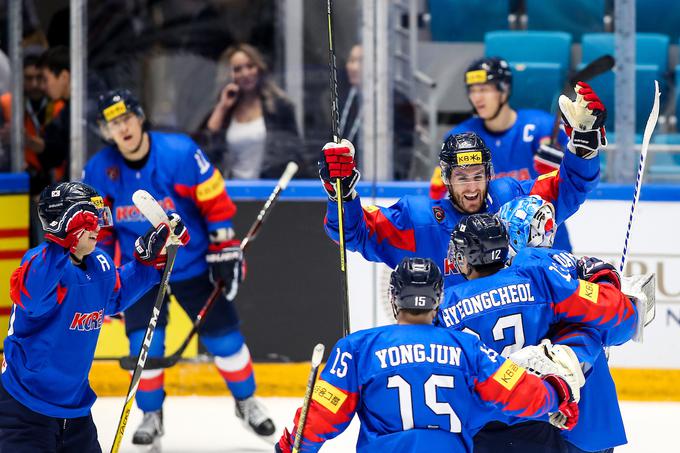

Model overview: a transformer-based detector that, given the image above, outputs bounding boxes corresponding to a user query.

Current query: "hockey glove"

[207,230,244,301]
[134,223,171,269]
[558,81,607,158]
[44,203,100,253]
[577,256,621,289]
[168,213,190,246]
[543,375,579,431]
[318,139,360,201]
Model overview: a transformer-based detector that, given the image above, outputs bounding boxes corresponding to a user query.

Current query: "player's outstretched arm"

[277,338,359,453]
[472,342,580,430]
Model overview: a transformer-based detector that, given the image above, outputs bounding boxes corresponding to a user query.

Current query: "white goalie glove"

[510,340,585,402]
[558,81,607,158]
[621,273,657,343]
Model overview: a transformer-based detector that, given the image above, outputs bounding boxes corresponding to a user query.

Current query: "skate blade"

[239,419,277,446]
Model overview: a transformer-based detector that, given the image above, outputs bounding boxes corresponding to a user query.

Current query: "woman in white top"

[203,44,307,179]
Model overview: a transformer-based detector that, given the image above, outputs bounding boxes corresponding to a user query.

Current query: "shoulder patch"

[537,170,558,181]
[493,359,525,391]
[196,169,225,202]
[364,205,379,213]
[432,206,445,223]
[312,379,348,414]
[578,279,599,303]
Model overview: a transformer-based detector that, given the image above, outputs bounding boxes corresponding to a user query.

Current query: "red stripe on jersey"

[56,283,67,305]
[293,392,359,446]
[529,170,560,204]
[113,269,121,293]
[475,364,554,418]
[138,372,165,392]
[173,176,236,224]
[9,255,36,309]
[362,207,416,252]
[553,283,635,326]
[216,360,254,383]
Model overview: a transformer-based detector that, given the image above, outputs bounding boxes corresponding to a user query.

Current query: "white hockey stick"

[292,344,325,453]
[619,80,660,273]
[110,191,180,453]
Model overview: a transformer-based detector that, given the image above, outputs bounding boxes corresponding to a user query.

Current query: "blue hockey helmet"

[97,89,145,123]
[439,132,494,184]
[497,195,556,257]
[465,56,512,94]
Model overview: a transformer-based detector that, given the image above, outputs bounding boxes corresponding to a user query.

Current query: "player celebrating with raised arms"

[0,182,183,452]
[438,213,641,452]
[83,89,275,447]
[320,80,607,289]
[277,257,583,452]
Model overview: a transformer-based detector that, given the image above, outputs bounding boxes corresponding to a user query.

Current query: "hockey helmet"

[465,57,512,93]
[439,132,493,184]
[448,213,508,274]
[97,89,145,123]
[389,257,443,319]
[38,182,113,233]
[498,195,557,257]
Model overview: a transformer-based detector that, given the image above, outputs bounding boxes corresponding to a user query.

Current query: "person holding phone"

[202,44,309,179]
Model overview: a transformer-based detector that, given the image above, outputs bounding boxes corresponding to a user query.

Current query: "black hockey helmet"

[97,88,145,123]
[38,182,113,234]
[448,214,508,274]
[389,257,443,319]
[439,132,493,183]
[465,56,512,93]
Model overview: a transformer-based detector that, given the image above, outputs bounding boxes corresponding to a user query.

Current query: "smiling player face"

[448,165,488,213]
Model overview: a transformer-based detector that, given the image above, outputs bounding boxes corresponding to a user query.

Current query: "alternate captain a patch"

[433,206,446,223]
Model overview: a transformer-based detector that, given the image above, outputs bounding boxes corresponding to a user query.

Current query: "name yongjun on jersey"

[440,282,535,327]
[375,343,464,369]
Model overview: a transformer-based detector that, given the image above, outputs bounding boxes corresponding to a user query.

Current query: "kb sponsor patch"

[493,359,525,391]
[456,151,483,166]
[465,69,487,85]
[578,279,599,303]
[312,379,347,414]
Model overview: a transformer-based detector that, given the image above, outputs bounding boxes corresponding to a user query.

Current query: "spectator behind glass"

[339,44,415,180]
[38,46,71,183]
[0,52,66,246]
[201,44,307,179]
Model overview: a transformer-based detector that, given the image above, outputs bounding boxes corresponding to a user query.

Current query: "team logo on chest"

[433,206,446,223]
[70,309,104,331]
[106,166,120,181]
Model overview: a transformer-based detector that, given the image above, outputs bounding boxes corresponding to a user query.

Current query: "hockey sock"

[201,330,256,400]
[128,328,166,412]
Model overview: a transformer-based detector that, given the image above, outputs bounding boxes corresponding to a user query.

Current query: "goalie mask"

[498,195,557,257]
[389,257,443,319]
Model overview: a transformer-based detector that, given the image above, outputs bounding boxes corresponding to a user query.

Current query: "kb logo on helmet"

[456,152,483,166]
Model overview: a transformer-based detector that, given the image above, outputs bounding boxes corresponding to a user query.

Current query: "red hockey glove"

[44,204,100,253]
[134,223,171,269]
[318,139,360,201]
[276,427,293,453]
[559,81,607,158]
[577,256,621,289]
[543,374,580,430]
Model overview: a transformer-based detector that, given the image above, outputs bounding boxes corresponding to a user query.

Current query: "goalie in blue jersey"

[277,257,584,453]
[438,212,640,452]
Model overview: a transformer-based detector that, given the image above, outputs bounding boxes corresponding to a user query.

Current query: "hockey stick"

[619,80,660,273]
[292,343,325,453]
[326,0,350,337]
[118,162,299,370]
[110,192,180,453]
[550,55,616,145]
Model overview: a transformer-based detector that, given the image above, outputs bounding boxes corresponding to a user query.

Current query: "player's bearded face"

[449,165,487,213]
[468,83,504,119]
[107,113,144,156]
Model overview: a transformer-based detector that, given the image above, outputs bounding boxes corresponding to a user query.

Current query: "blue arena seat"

[582,33,668,70]
[636,0,680,42]
[508,62,563,111]
[485,31,572,71]
[428,0,509,42]
[526,0,605,41]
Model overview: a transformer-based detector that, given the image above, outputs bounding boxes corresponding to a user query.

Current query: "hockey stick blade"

[132,190,169,227]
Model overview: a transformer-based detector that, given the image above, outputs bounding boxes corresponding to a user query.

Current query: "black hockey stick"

[326,0,350,337]
[550,54,615,145]
[118,162,299,370]
[110,243,179,453]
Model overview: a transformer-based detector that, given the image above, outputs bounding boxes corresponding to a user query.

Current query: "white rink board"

[348,197,680,369]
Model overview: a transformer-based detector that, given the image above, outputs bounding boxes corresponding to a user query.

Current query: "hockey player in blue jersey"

[321,78,606,289]
[438,213,638,452]
[0,181,183,452]
[429,59,602,251]
[277,257,584,453]
[499,195,650,453]
[82,89,275,446]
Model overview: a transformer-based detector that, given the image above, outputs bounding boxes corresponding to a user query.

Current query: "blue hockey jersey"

[511,247,630,450]
[1,242,159,418]
[83,131,236,282]
[325,149,598,288]
[431,109,573,250]
[278,324,563,452]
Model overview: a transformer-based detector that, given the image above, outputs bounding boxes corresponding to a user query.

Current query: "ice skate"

[132,409,164,447]
[235,397,276,439]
